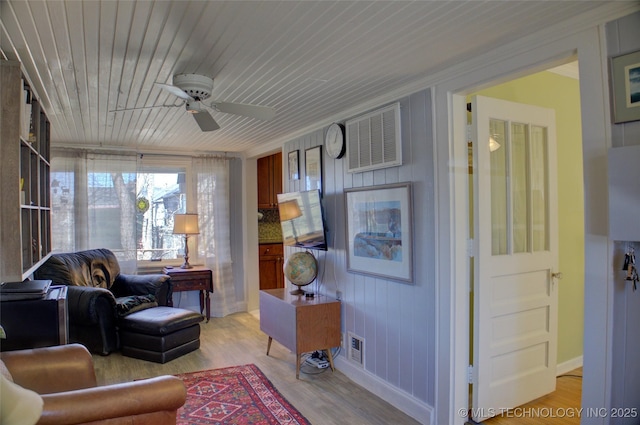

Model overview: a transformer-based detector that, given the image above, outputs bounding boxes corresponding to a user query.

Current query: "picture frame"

[611,49,640,123]
[344,182,413,282]
[288,150,299,180]
[305,146,322,193]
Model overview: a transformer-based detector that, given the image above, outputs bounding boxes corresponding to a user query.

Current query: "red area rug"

[175,364,311,425]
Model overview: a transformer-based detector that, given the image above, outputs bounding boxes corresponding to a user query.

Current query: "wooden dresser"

[259,288,341,379]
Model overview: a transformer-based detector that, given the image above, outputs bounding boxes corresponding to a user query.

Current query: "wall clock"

[325,123,345,159]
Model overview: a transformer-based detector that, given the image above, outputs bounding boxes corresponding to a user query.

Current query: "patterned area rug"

[175,364,311,425]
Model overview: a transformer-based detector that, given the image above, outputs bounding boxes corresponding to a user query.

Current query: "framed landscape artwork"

[344,182,413,282]
[611,49,640,123]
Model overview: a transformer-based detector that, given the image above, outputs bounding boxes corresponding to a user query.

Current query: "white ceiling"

[0,1,625,157]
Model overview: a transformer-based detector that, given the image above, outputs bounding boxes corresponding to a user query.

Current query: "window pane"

[490,119,508,256]
[531,126,549,252]
[136,172,186,260]
[511,122,529,254]
[88,172,137,250]
[50,171,76,252]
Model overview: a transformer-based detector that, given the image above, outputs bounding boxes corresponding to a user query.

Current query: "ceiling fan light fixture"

[173,74,214,101]
[185,101,203,114]
[152,73,276,132]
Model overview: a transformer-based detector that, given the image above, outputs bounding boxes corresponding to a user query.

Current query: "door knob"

[551,272,563,280]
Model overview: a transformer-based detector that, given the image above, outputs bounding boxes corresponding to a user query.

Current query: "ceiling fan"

[114,73,276,131]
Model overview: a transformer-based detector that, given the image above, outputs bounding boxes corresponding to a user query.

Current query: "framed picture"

[288,150,299,180]
[344,182,413,282]
[611,49,640,123]
[305,146,322,193]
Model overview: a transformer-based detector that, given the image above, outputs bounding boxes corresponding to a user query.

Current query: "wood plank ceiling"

[0,1,618,156]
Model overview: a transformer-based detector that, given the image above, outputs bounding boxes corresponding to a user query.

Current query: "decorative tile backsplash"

[258,209,283,243]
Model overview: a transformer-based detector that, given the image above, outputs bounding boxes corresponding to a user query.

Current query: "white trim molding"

[557,356,584,377]
[336,357,434,425]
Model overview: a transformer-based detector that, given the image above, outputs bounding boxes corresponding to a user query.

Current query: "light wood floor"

[92,311,421,425]
[479,369,583,425]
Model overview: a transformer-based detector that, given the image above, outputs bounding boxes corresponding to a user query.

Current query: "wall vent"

[347,332,364,366]
[346,103,401,173]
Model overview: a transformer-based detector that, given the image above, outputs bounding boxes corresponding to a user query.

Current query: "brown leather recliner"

[34,248,172,355]
[0,344,186,425]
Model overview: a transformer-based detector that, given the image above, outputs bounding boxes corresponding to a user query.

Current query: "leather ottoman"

[118,306,203,363]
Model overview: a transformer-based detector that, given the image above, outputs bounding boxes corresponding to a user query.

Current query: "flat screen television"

[277,189,327,251]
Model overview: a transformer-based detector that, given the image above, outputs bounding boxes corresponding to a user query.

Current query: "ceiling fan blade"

[156,83,193,100]
[192,110,220,132]
[213,102,276,121]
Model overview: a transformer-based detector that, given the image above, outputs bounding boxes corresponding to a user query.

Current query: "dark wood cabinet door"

[257,155,273,208]
[259,243,284,290]
[257,152,282,209]
[259,258,280,290]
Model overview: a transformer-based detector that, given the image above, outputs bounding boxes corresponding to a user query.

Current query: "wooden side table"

[163,266,213,322]
[259,288,341,379]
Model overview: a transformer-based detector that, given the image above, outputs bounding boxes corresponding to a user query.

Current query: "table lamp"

[173,213,199,269]
[278,199,302,244]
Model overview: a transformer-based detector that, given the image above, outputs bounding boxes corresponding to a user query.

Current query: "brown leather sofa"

[0,344,186,425]
[34,248,172,355]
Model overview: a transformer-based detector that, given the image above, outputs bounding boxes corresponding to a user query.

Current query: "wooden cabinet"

[259,243,284,290]
[0,60,51,282]
[257,152,282,209]
[260,288,341,379]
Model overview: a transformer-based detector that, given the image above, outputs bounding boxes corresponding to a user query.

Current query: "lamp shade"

[173,213,200,235]
[278,199,302,222]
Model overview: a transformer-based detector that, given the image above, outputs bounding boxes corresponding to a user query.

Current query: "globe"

[283,251,318,295]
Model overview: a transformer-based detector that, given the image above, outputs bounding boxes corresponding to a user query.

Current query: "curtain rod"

[51,145,242,159]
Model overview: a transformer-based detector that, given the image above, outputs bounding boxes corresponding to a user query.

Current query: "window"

[51,153,195,267]
[136,170,187,261]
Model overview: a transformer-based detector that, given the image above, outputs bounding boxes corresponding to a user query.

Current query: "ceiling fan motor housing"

[173,74,213,101]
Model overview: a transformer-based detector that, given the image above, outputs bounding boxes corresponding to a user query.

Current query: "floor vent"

[346,103,401,173]
[347,332,364,366]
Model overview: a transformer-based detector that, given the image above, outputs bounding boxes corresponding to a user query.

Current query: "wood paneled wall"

[282,90,435,406]
[607,11,640,423]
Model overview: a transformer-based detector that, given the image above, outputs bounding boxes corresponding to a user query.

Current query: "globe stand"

[290,287,307,296]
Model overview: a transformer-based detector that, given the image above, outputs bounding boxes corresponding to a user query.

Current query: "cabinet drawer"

[259,244,283,257]
[168,270,211,282]
[172,279,209,291]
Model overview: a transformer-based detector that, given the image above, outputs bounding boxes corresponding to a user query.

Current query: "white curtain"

[193,156,239,317]
[50,149,138,273]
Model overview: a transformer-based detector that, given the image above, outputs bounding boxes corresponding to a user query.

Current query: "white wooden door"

[471,95,560,422]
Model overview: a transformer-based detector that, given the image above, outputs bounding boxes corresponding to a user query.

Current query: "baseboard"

[335,356,433,425]
[556,355,583,376]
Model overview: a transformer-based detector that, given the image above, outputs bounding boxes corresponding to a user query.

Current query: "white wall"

[606,11,640,425]
[280,93,436,422]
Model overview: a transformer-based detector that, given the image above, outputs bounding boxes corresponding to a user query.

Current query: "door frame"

[434,26,615,425]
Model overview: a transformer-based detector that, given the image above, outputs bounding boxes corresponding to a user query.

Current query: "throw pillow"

[0,374,43,425]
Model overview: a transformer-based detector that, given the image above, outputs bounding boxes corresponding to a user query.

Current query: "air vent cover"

[347,332,364,366]
[346,103,401,173]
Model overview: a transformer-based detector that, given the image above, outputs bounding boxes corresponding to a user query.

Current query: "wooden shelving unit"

[1,60,52,282]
